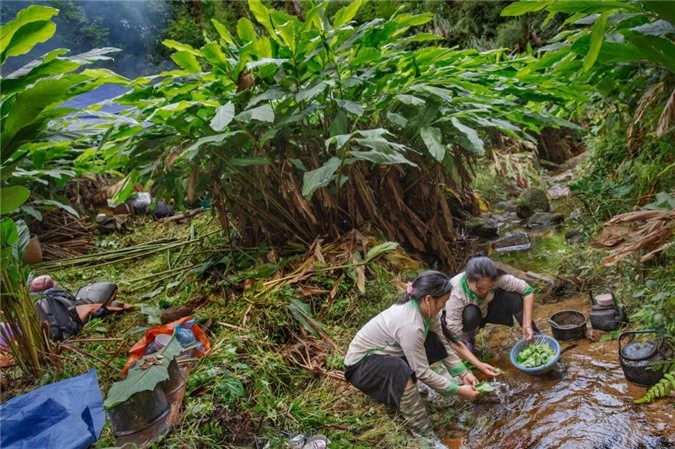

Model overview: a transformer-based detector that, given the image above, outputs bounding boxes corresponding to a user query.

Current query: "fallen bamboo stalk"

[158,208,204,223]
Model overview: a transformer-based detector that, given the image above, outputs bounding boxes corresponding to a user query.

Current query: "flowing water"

[441,295,674,449]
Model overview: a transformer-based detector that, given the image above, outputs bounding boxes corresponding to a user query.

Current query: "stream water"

[441,294,674,449]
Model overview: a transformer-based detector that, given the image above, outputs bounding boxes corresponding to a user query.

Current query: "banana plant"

[503,0,675,145]
[99,0,579,268]
[0,5,128,221]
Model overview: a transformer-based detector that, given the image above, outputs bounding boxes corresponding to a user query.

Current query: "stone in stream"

[565,229,585,244]
[492,200,517,213]
[515,188,550,219]
[465,216,499,238]
[493,230,531,253]
[525,211,564,228]
[547,183,571,200]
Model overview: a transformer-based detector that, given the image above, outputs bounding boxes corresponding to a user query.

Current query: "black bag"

[34,289,84,341]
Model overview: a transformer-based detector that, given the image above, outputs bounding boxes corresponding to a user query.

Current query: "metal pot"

[160,358,186,404]
[588,289,627,331]
[619,330,666,386]
[549,310,587,341]
[108,384,169,438]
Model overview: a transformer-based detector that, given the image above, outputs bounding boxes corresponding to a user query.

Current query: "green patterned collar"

[461,274,482,303]
[409,300,431,336]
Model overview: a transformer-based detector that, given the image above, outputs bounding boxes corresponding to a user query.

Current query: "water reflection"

[443,295,674,449]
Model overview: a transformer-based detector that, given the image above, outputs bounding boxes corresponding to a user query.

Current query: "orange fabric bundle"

[122,316,210,376]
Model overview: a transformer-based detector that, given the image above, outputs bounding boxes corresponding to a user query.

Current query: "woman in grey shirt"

[344,271,481,442]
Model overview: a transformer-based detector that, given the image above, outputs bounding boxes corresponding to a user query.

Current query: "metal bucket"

[108,385,170,439]
[160,359,186,403]
[549,310,587,341]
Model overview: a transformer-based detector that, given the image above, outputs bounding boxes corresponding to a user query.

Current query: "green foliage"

[100,0,580,266]
[570,123,674,220]
[634,369,675,404]
[516,341,555,368]
[507,0,675,145]
[0,217,49,378]
[629,267,675,340]
[0,6,128,221]
[103,335,182,409]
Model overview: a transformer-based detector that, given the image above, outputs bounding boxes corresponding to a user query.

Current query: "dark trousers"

[344,332,448,408]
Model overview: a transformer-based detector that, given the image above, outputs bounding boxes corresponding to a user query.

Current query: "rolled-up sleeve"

[396,326,458,394]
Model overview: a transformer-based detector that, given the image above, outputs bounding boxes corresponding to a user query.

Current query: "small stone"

[493,230,531,253]
[526,211,564,228]
[492,200,517,213]
[565,229,584,244]
[547,183,571,200]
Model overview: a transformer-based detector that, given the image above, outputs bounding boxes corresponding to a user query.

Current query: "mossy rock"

[516,188,550,219]
[465,217,499,238]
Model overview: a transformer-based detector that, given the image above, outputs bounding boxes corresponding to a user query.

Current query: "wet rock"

[493,230,531,253]
[547,183,571,200]
[492,200,517,213]
[465,217,499,238]
[526,211,564,228]
[565,229,585,244]
[516,188,550,219]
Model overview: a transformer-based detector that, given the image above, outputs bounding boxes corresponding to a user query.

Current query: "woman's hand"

[523,324,534,343]
[460,370,479,386]
[479,362,502,378]
[456,384,480,400]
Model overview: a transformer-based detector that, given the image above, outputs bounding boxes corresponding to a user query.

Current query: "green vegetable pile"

[516,342,556,368]
[475,382,495,394]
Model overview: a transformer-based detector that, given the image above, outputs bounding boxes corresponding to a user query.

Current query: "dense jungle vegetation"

[0,0,673,448]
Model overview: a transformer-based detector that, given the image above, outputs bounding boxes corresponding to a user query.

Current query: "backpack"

[75,282,118,306]
[34,289,84,341]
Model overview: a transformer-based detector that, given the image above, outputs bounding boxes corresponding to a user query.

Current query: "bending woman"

[344,271,479,441]
[442,256,538,361]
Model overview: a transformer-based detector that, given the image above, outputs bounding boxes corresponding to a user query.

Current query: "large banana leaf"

[103,336,182,410]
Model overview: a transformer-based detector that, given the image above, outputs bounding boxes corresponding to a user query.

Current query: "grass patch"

[5,212,471,448]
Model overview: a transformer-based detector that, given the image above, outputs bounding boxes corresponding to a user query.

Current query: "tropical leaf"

[584,12,608,71]
[631,20,675,38]
[210,102,235,132]
[450,118,484,155]
[32,199,79,218]
[501,1,552,17]
[235,104,275,123]
[0,186,31,215]
[302,157,341,199]
[0,5,58,63]
[103,336,182,409]
[212,19,236,47]
[420,126,446,162]
[287,298,326,338]
[364,242,399,263]
[349,150,416,167]
[333,0,363,28]
[171,51,201,73]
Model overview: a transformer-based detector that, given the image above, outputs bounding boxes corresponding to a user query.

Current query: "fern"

[648,359,675,373]
[634,370,675,404]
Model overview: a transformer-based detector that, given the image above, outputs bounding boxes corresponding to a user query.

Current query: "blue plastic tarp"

[0,369,105,449]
